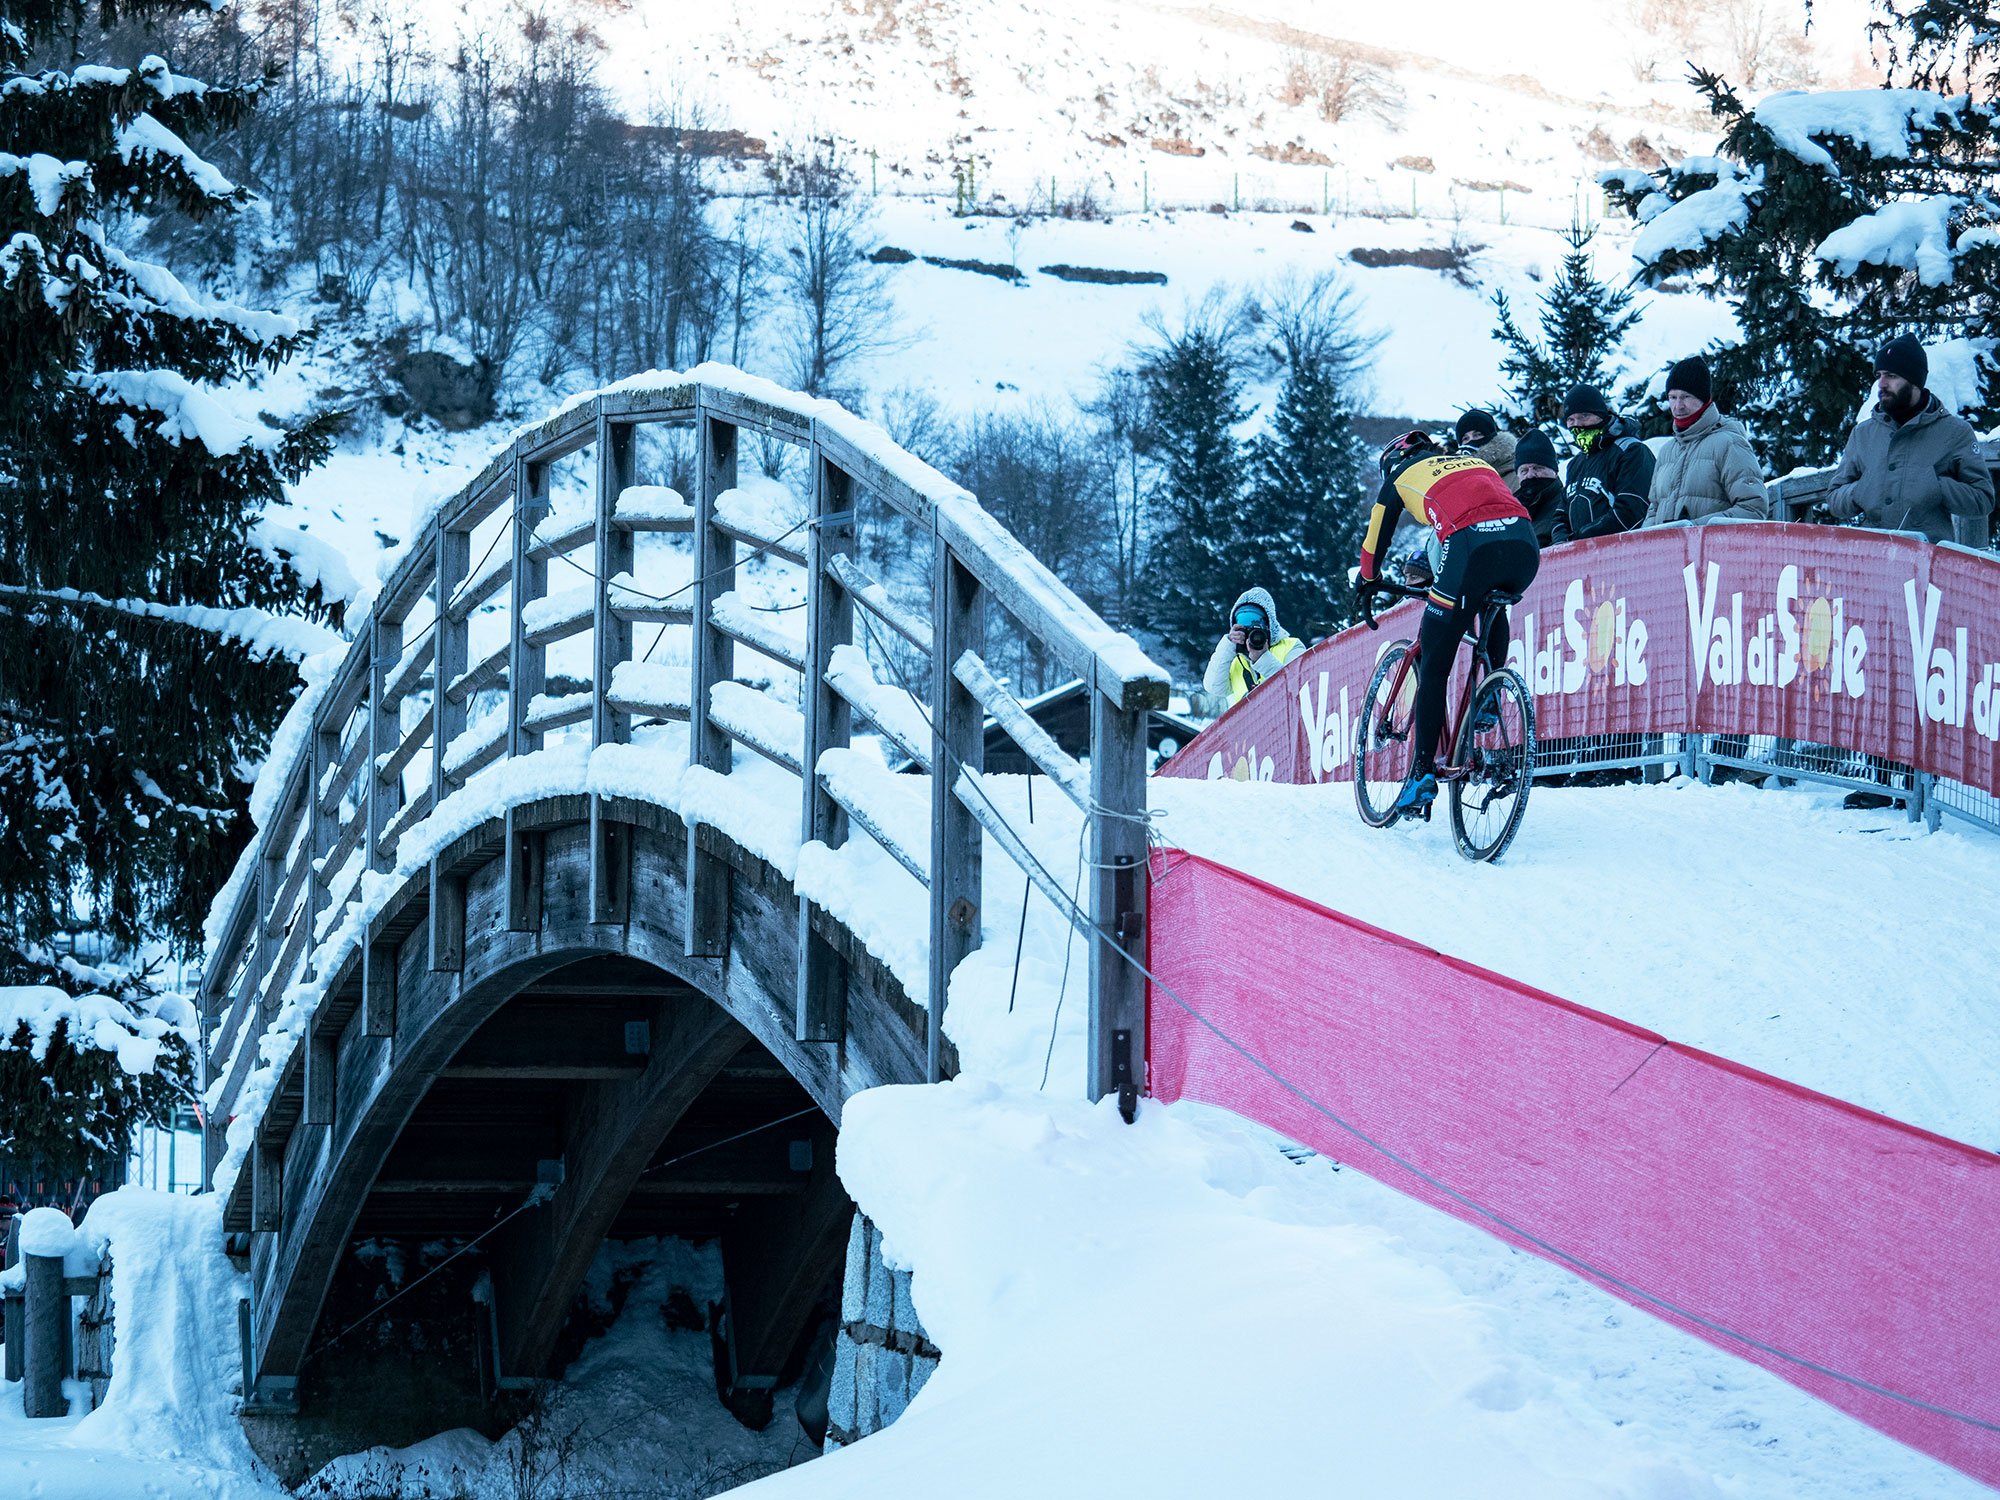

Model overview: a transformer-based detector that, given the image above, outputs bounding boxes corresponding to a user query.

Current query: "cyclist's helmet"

[1379,428,1441,477]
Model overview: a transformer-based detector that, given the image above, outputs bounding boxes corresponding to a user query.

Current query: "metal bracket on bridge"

[238,1298,301,1415]
[1112,1028,1138,1126]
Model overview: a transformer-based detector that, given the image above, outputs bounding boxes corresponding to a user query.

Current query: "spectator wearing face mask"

[1642,355,1767,527]
[1512,428,1565,547]
[1201,587,1304,707]
[1454,408,1520,492]
[1825,334,1994,543]
[1550,383,1654,544]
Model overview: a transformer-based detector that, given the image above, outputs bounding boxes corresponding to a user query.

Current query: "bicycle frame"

[1362,584,1504,785]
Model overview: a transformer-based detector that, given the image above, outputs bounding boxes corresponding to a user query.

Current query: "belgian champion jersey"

[1359,454,1529,580]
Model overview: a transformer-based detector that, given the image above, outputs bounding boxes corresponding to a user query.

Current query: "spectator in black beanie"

[1454,407,1520,492]
[1551,383,1653,543]
[1825,333,1993,542]
[1512,428,1565,546]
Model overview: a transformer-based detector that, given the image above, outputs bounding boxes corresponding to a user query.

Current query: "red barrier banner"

[1146,850,2000,1487]
[1159,524,2000,795]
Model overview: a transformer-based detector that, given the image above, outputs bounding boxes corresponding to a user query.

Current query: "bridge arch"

[197,371,1165,1425]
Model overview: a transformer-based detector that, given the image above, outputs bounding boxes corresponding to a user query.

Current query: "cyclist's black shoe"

[1394,772,1438,817]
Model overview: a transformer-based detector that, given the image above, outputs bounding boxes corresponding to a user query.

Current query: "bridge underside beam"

[482,993,750,1378]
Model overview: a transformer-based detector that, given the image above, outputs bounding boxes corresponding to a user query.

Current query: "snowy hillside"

[361,0,1879,222]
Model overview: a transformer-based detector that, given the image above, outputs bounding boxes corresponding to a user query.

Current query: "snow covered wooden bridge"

[197,372,1167,1419]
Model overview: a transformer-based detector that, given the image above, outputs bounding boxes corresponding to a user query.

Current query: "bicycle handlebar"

[1360,578,1428,631]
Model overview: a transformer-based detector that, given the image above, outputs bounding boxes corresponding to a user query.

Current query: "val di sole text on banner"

[1144,849,2000,1489]
[1160,524,2000,797]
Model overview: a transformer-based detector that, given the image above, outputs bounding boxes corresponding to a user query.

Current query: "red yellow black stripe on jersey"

[1358,454,1529,580]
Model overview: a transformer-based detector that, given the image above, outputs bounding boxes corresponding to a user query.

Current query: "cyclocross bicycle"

[1353,581,1537,863]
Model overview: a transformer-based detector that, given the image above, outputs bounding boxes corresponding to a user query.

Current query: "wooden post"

[23,1247,67,1417]
[432,522,472,815]
[686,403,738,959]
[591,416,637,926]
[796,446,856,1043]
[3,1214,22,1383]
[927,549,985,1082]
[367,613,401,873]
[507,455,550,761]
[251,1137,282,1234]
[431,519,471,975]
[1087,689,1148,1120]
[305,719,337,980]
[304,1028,336,1128]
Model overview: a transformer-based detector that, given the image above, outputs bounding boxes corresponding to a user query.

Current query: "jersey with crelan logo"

[1359,454,1528,580]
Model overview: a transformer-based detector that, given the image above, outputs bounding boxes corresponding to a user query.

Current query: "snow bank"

[0,1190,284,1500]
[741,1081,1729,1499]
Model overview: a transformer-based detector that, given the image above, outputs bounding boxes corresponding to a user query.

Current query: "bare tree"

[775,140,904,396]
[1626,0,1817,88]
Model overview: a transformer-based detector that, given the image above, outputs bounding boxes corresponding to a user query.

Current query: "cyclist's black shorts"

[1429,515,1539,622]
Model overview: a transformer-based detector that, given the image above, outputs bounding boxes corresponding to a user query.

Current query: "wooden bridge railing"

[199,371,1170,1189]
[1769,435,2000,549]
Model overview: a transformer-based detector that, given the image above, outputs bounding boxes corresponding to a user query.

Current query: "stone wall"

[825,1214,938,1449]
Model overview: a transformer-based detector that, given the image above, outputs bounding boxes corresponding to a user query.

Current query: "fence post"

[797,444,857,1044]
[430,515,472,974]
[687,400,738,960]
[928,548,985,1083]
[3,1214,22,1383]
[1087,689,1148,1121]
[23,1243,68,1417]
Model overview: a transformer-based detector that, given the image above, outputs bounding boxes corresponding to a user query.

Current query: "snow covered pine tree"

[0,0,337,1178]
[1489,218,1643,432]
[1603,3,1999,472]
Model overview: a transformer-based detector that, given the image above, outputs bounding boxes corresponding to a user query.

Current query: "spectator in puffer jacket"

[1201,586,1304,707]
[1825,334,1994,543]
[1642,355,1767,526]
[1551,383,1654,544]
[1454,408,1520,492]
[1513,428,1565,547]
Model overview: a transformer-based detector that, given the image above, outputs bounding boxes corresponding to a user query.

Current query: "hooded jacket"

[1642,403,1767,526]
[1552,415,1655,544]
[1465,430,1520,493]
[1826,393,1995,543]
[1202,586,1304,705]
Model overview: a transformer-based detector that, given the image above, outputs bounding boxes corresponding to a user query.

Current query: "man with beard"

[1826,334,1993,542]
[1512,427,1566,546]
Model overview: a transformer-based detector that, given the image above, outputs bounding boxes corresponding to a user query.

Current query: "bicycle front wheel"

[1353,640,1418,828]
[1448,667,1535,862]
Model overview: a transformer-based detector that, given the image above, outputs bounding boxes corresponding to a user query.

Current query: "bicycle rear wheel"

[1353,640,1418,828]
[1447,667,1535,862]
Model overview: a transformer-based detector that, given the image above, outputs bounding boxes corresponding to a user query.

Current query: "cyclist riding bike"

[1357,429,1542,818]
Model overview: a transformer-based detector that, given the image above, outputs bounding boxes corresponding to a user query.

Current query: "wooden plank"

[377,784,434,864]
[445,638,510,706]
[22,1250,67,1417]
[251,1138,282,1233]
[504,808,543,933]
[526,513,596,563]
[590,798,630,926]
[316,720,370,819]
[304,1029,335,1127]
[698,382,814,445]
[522,691,592,737]
[363,940,397,1039]
[428,860,465,973]
[711,684,805,776]
[686,405,738,959]
[952,650,1091,809]
[818,770,927,884]
[376,703,434,788]
[445,547,511,623]
[439,460,515,537]
[827,553,933,655]
[443,721,508,786]
[1087,689,1148,1119]
[382,621,435,707]
[306,722,337,980]
[712,593,807,672]
[521,590,594,649]
[811,418,943,528]
[823,667,929,771]
[713,515,808,568]
[797,451,856,1044]
[933,500,1169,714]
[928,551,984,1082]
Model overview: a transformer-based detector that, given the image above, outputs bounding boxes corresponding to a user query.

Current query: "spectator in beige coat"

[1643,356,1767,527]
